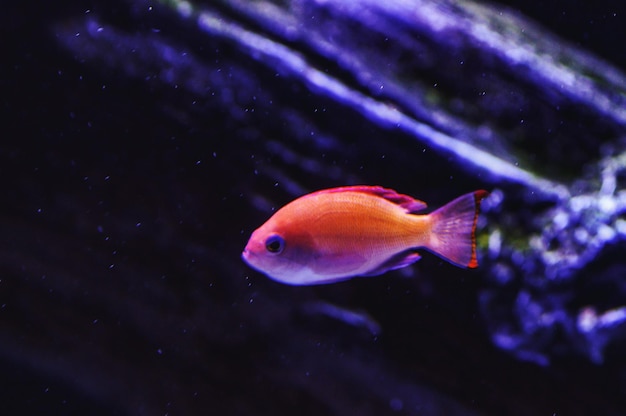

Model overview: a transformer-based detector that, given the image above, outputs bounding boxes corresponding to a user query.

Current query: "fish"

[242,186,488,285]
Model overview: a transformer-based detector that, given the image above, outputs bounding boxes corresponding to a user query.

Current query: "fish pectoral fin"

[311,252,368,275]
[361,251,422,277]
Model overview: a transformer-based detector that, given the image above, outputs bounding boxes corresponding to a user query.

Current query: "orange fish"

[242,186,488,285]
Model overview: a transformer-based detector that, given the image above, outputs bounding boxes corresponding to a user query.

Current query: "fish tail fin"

[426,190,488,268]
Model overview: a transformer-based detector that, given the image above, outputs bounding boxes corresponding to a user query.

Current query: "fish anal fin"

[361,251,422,277]
[312,185,428,213]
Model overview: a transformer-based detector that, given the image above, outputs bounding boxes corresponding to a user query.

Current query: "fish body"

[242,186,488,285]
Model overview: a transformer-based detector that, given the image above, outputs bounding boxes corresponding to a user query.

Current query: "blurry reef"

[3,0,626,415]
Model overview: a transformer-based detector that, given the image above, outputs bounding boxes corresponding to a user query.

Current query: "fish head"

[242,219,318,285]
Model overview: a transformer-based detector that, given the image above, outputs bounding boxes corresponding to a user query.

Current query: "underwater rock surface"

[2,0,626,414]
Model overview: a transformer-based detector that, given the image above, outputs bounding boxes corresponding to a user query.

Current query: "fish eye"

[265,234,285,254]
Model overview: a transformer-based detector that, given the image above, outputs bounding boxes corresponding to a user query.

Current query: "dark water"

[3,0,626,415]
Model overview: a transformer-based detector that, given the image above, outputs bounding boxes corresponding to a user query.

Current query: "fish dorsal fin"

[314,185,427,213]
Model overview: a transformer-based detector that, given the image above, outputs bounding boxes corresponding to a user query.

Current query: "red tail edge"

[468,190,489,268]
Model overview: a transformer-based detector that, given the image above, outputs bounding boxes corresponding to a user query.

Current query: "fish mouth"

[241,248,261,271]
[241,248,254,263]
